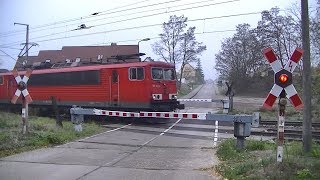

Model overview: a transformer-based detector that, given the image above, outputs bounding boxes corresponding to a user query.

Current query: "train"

[0,61,184,113]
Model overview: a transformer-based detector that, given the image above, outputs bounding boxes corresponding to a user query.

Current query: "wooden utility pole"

[301,0,312,152]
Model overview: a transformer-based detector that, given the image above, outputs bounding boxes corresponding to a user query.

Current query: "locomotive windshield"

[152,68,175,80]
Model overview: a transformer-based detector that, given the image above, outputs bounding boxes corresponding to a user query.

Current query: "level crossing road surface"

[0,83,228,180]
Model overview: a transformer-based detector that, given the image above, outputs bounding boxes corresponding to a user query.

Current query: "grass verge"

[0,111,105,158]
[215,139,320,179]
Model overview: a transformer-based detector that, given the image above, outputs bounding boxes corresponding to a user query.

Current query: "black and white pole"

[11,69,33,134]
[277,92,287,162]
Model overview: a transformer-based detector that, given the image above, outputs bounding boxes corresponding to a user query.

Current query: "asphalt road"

[0,83,224,180]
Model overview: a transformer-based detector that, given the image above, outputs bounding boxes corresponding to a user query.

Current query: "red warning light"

[279,74,288,83]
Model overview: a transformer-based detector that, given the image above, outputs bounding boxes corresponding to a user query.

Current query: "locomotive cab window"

[164,68,175,80]
[129,67,144,80]
[152,68,163,80]
[152,68,175,80]
[0,76,3,85]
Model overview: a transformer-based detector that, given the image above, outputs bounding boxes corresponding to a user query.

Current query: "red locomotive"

[0,61,184,112]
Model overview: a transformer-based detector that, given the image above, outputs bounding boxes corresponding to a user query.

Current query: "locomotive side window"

[112,70,118,83]
[29,70,100,86]
[129,67,144,80]
[0,76,3,85]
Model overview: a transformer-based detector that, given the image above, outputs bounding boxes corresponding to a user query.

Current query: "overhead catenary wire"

[2,10,262,47]
[0,49,18,62]
[8,0,215,38]
[2,0,254,47]
[0,0,189,37]
[0,0,157,37]
[1,0,239,46]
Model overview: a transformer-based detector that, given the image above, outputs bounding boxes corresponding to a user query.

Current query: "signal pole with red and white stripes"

[262,47,303,163]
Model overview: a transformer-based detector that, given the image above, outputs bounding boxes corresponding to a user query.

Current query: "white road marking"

[141,118,182,146]
[56,123,132,148]
[213,120,218,146]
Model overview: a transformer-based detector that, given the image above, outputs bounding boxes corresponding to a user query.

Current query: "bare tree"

[215,24,265,92]
[256,8,301,65]
[152,15,206,90]
[152,15,187,66]
[178,27,206,88]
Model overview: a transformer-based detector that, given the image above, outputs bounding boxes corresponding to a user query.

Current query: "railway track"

[260,120,320,128]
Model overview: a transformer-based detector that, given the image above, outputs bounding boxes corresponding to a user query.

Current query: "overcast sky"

[0,0,316,80]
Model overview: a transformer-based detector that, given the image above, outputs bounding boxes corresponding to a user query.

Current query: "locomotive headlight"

[169,94,177,100]
[152,94,162,100]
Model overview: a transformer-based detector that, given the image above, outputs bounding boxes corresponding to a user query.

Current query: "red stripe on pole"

[192,114,197,119]
[290,48,304,63]
[290,94,303,109]
[263,93,277,109]
[156,113,160,117]
[183,114,187,118]
[165,113,169,118]
[148,113,152,116]
[123,113,127,117]
[25,95,32,104]
[174,114,178,118]
[108,112,111,115]
[130,113,135,117]
[11,96,19,104]
[140,113,144,117]
[116,112,119,116]
[263,48,277,63]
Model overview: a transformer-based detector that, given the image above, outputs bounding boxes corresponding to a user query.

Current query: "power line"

[12,29,236,56]
[0,49,18,62]
[91,29,236,46]
[0,0,184,37]
[8,0,213,38]
[0,0,223,41]
[1,0,242,47]
[0,0,156,36]
[2,10,261,47]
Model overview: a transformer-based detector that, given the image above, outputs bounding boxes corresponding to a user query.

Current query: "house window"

[129,67,144,80]
[98,55,103,60]
[75,57,81,62]
[66,59,71,63]
[45,59,51,63]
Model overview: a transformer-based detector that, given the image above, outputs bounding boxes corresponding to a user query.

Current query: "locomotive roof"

[0,61,174,75]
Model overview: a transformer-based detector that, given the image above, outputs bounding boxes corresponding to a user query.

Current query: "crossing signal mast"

[262,47,304,163]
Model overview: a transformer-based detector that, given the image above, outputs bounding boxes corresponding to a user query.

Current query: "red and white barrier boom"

[70,106,259,149]
[11,68,33,134]
[262,47,303,163]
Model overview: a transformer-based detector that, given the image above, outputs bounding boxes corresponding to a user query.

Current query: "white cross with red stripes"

[262,48,303,110]
[11,69,33,104]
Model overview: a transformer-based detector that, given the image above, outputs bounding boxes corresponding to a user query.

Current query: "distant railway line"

[260,120,320,128]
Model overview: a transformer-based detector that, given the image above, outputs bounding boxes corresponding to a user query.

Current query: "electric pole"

[14,22,30,134]
[301,0,312,152]
[14,23,29,66]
